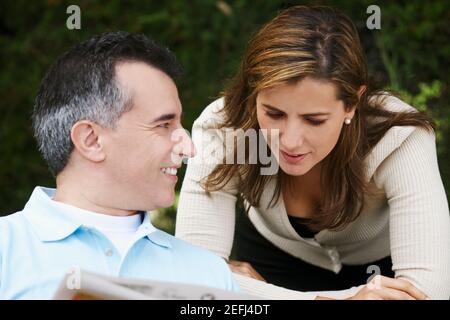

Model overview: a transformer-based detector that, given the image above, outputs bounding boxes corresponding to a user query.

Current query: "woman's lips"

[280,150,308,164]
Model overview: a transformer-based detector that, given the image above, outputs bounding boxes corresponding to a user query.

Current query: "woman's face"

[256,77,355,176]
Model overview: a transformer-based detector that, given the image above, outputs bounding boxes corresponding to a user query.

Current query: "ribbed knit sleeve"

[176,99,239,259]
[373,127,450,299]
[234,274,366,300]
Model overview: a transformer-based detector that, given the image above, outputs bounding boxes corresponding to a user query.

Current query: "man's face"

[102,62,194,211]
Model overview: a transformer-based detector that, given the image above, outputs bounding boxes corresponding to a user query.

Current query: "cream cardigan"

[175,96,450,300]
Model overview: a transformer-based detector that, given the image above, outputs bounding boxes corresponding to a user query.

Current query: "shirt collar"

[22,187,171,248]
[138,211,172,248]
[23,187,82,242]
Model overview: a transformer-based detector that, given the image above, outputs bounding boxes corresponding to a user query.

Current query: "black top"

[287,215,317,239]
[232,208,394,291]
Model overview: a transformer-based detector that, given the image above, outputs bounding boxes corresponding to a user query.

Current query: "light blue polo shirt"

[0,187,239,299]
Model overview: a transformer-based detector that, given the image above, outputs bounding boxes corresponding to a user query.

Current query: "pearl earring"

[344,118,351,125]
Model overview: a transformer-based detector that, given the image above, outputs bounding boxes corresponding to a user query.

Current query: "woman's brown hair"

[203,6,435,231]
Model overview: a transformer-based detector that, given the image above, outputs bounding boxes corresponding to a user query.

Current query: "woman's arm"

[176,99,239,259]
[176,163,238,259]
[374,127,450,299]
[233,273,427,300]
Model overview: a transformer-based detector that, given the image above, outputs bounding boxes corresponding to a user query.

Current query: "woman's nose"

[280,123,304,152]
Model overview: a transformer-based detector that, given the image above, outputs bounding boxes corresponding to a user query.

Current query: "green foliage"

[397,81,446,148]
[399,81,443,113]
[150,193,179,235]
[1,1,449,234]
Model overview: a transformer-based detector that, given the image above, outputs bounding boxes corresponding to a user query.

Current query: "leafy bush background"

[1,0,449,234]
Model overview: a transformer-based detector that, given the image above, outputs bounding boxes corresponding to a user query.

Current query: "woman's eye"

[307,119,326,126]
[265,112,284,119]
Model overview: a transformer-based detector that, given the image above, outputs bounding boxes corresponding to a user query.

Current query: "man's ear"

[70,120,106,162]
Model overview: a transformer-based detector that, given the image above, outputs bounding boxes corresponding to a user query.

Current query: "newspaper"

[53,269,263,300]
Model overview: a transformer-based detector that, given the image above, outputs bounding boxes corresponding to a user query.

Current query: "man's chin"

[155,192,176,209]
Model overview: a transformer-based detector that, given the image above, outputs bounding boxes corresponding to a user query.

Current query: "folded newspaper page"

[54,269,263,300]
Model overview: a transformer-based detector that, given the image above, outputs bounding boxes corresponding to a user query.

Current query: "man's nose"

[173,128,196,159]
[182,131,196,159]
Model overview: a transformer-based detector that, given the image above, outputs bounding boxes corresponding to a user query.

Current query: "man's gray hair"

[33,75,131,175]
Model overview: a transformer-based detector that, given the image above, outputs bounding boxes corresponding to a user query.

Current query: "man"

[0,31,239,299]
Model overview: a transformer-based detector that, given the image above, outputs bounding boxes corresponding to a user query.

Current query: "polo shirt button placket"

[105,249,114,257]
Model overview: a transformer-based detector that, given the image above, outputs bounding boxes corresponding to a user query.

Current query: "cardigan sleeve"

[373,127,450,299]
[176,102,239,260]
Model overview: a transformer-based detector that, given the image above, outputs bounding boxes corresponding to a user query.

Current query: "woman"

[175,6,450,300]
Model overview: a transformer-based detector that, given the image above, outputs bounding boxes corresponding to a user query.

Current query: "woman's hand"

[227,262,428,300]
[228,260,267,282]
[345,275,429,300]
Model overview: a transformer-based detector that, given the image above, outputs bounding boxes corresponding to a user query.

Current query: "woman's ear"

[347,85,367,119]
[70,120,106,162]
[357,85,367,99]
